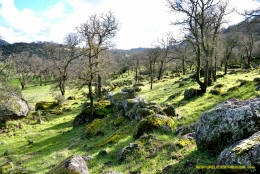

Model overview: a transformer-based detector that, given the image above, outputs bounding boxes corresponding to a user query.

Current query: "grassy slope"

[0,69,259,174]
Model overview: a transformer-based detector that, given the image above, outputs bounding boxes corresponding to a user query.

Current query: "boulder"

[0,94,30,124]
[85,119,105,138]
[196,98,260,153]
[47,154,89,174]
[217,131,260,173]
[134,114,175,139]
[73,101,111,126]
[184,88,198,99]
[35,101,58,111]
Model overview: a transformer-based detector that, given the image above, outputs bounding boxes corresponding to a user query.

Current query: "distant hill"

[0,41,61,58]
[223,16,260,40]
[0,39,9,46]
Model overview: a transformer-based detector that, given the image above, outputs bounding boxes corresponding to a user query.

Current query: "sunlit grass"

[0,68,259,173]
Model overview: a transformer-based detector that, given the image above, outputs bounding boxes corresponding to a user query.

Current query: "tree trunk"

[149,61,153,90]
[182,57,185,75]
[97,74,102,100]
[135,67,138,84]
[39,75,43,86]
[158,60,164,80]
[224,59,228,75]
[88,81,94,122]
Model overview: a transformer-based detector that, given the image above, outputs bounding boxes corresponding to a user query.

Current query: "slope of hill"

[0,68,259,173]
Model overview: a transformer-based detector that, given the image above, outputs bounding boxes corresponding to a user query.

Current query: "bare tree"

[221,33,238,75]
[44,33,80,96]
[10,52,32,90]
[241,20,255,69]
[167,0,227,93]
[77,12,118,122]
[147,48,160,89]
[157,33,174,80]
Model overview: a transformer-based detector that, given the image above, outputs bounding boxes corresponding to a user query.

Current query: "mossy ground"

[0,69,260,173]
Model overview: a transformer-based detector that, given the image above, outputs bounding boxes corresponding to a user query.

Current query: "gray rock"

[118,143,140,163]
[196,98,260,153]
[47,154,89,174]
[104,172,123,174]
[217,131,260,173]
[0,94,30,124]
[82,156,93,162]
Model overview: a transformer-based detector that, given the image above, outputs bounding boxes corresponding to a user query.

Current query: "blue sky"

[0,0,260,49]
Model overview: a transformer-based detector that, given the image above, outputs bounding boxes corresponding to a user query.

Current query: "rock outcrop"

[217,131,260,173]
[47,154,89,174]
[0,94,30,124]
[196,98,260,153]
[134,114,174,139]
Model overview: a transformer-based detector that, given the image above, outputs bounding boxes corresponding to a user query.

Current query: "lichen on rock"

[134,114,175,139]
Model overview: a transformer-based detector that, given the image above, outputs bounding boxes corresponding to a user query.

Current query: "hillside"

[0,67,259,173]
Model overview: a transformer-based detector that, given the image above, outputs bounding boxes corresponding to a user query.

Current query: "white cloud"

[0,0,259,49]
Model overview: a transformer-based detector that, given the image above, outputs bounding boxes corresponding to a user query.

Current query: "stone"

[28,139,34,145]
[4,150,9,156]
[47,154,89,174]
[184,88,198,99]
[134,114,175,139]
[82,156,93,162]
[35,101,58,111]
[85,119,105,138]
[98,149,108,156]
[118,143,140,163]
[104,172,123,174]
[162,104,175,117]
[0,94,30,124]
[0,162,14,173]
[217,131,260,173]
[196,98,260,153]
[175,124,197,136]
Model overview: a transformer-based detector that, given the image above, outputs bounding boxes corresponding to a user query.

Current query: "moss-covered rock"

[0,162,14,173]
[209,88,221,95]
[98,129,129,147]
[134,114,175,139]
[162,104,175,117]
[85,119,105,138]
[113,117,126,127]
[184,88,199,99]
[47,154,89,174]
[35,101,58,111]
[217,131,260,173]
[135,108,155,120]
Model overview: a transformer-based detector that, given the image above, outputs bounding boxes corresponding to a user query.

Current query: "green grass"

[0,68,260,173]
